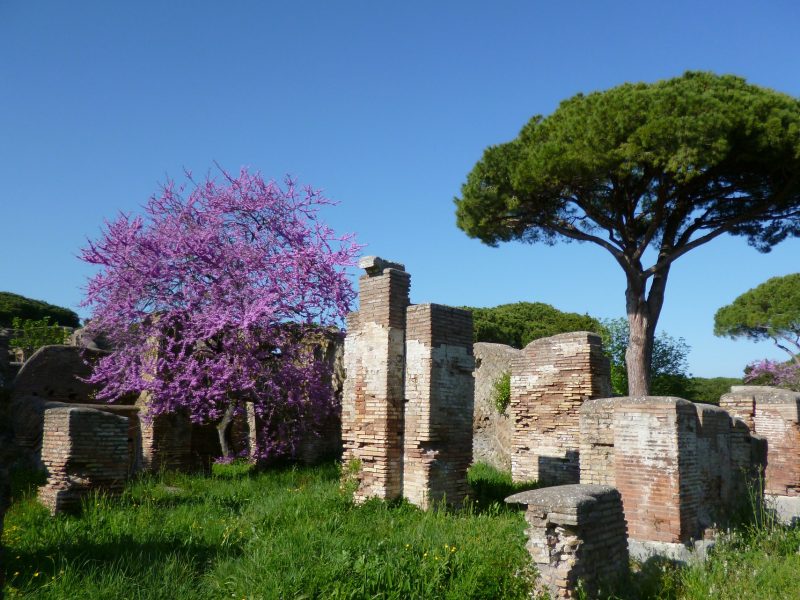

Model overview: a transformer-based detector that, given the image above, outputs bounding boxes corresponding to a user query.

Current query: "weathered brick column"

[341,256,410,502]
[38,405,129,514]
[613,397,700,544]
[511,332,610,485]
[403,304,474,508]
[506,485,629,599]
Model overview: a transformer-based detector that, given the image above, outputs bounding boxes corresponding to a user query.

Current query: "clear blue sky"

[2,1,798,377]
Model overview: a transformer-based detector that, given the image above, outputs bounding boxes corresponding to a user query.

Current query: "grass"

[3,462,535,599]
[4,462,800,599]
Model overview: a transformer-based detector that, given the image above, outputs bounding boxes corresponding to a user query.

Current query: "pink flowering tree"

[745,359,800,392]
[80,167,360,460]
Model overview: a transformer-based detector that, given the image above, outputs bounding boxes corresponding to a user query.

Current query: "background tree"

[601,317,692,397]
[463,301,602,348]
[81,168,360,459]
[455,72,800,395]
[714,273,800,365]
[0,291,80,328]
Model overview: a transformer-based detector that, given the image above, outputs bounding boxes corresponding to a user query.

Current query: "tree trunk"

[217,402,236,458]
[625,267,670,397]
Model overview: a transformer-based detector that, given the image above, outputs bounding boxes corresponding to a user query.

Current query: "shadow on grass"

[466,463,539,513]
[4,534,243,592]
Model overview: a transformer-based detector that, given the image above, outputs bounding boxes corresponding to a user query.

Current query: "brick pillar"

[341,256,410,502]
[38,406,129,514]
[506,485,629,599]
[511,332,610,485]
[403,304,474,508]
[614,397,700,544]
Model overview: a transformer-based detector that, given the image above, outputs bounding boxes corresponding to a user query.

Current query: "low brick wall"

[506,484,628,599]
[403,304,474,508]
[581,396,767,545]
[38,405,129,514]
[510,332,610,485]
[721,386,800,497]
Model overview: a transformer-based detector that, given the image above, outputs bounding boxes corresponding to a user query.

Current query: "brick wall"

[472,342,517,471]
[722,386,800,496]
[136,392,193,473]
[341,257,410,502]
[506,485,628,599]
[510,332,610,485]
[403,304,474,508]
[579,398,616,485]
[581,396,766,545]
[613,397,698,543]
[38,405,129,514]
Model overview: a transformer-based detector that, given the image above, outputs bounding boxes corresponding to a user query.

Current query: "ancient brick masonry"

[136,392,193,473]
[721,386,800,497]
[342,257,410,502]
[472,342,518,471]
[404,304,474,508]
[510,332,610,486]
[580,397,767,546]
[506,485,629,599]
[38,405,129,514]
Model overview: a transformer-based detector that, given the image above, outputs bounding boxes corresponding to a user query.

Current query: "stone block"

[506,484,628,599]
[38,405,129,514]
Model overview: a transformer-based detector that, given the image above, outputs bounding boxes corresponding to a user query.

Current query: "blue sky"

[2,1,798,377]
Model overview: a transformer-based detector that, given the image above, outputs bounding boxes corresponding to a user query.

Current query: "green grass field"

[3,462,800,599]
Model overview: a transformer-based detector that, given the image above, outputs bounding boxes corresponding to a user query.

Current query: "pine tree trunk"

[624,268,669,397]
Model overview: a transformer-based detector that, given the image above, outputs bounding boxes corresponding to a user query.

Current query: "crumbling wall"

[510,332,610,485]
[403,304,474,508]
[472,342,517,471]
[506,484,628,599]
[581,396,767,546]
[579,397,616,485]
[38,405,129,514]
[341,257,410,502]
[722,386,800,497]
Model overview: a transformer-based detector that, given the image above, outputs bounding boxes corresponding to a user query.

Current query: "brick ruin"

[580,396,766,554]
[404,304,474,508]
[472,342,517,471]
[341,256,410,501]
[510,332,611,486]
[720,385,800,523]
[506,484,629,599]
[38,405,129,513]
[341,257,475,507]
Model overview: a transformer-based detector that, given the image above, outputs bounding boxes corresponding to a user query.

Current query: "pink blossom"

[80,167,361,459]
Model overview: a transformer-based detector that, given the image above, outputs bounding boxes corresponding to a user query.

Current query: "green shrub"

[9,316,70,357]
[492,372,511,414]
